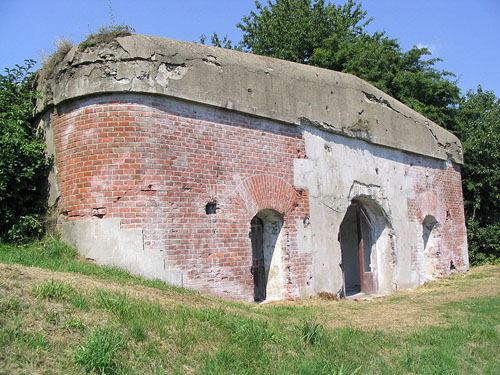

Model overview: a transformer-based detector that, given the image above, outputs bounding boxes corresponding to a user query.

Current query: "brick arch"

[233,174,300,218]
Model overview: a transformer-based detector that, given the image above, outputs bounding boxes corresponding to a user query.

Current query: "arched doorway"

[250,210,284,301]
[338,198,393,297]
[423,215,440,281]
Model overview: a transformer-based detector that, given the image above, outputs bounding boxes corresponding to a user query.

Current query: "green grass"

[1,239,499,374]
[0,238,192,294]
[74,325,125,375]
[32,278,75,300]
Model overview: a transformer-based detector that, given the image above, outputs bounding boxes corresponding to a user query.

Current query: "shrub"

[0,60,51,242]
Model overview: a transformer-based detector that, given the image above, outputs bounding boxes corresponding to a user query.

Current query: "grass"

[0,237,192,294]
[74,326,125,375]
[78,25,134,51]
[38,24,134,87]
[0,239,499,374]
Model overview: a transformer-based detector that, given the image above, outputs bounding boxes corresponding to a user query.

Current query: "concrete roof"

[35,34,463,164]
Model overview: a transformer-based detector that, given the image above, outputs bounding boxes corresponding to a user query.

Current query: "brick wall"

[50,92,467,299]
[52,94,310,300]
[406,157,468,280]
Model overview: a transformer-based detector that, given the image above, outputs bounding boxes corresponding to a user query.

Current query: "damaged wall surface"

[35,34,468,301]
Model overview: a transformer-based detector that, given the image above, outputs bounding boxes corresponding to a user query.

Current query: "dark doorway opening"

[251,216,266,301]
[339,202,377,296]
[250,210,284,302]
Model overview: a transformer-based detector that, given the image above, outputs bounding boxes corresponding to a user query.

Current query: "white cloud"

[416,43,438,55]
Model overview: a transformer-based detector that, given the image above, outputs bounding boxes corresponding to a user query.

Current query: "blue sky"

[1,0,498,96]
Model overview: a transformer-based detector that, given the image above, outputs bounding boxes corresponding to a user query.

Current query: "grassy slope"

[0,239,499,375]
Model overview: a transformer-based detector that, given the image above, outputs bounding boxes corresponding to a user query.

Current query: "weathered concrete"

[61,218,183,286]
[35,34,468,301]
[294,129,467,296]
[35,34,463,164]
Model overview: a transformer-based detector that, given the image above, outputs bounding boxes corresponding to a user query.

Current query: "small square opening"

[205,201,217,215]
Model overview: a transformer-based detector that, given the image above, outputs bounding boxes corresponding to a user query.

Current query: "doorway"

[250,210,284,301]
[339,202,377,296]
[423,215,440,281]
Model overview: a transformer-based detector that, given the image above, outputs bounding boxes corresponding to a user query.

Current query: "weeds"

[300,319,325,346]
[32,278,74,300]
[39,37,73,82]
[74,325,125,375]
[95,289,132,317]
[79,25,134,51]
[128,320,147,342]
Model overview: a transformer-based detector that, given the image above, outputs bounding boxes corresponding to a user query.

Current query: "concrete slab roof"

[35,34,463,164]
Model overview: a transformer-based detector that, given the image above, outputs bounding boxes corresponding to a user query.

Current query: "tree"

[0,60,51,241]
[455,88,500,264]
[234,0,460,128]
[237,0,368,63]
[312,33,460,129]
[207,0,498,265]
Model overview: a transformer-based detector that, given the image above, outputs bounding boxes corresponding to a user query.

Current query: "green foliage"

[0,60,51,242]
[200,33,235,49]
[312,33,460,128]
[74,325,125,375]
[238,0,369,63]
[455,87,500,264]
[233,0,460,128]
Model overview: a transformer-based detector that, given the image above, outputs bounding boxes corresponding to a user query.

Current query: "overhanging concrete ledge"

[35,34,463,164]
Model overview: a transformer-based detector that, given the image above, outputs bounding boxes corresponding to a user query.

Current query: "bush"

[0,60,51,242]
[456,88,500,265]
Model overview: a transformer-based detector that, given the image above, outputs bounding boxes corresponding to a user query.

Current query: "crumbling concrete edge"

[34,34,463,164]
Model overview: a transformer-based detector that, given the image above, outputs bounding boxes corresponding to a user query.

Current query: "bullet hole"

[303,215,310,227]
[375,167,379,175]
[205,201,217,215]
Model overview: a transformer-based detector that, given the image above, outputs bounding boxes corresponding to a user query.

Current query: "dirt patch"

[261,266,500,331]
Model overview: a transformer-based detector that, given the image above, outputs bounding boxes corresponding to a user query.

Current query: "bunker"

[35,34,468,301]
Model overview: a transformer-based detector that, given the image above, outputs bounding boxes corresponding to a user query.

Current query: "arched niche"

[422,215,441,281]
